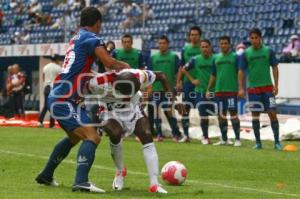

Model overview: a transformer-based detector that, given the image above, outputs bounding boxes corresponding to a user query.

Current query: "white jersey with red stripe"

[88,69,155,106]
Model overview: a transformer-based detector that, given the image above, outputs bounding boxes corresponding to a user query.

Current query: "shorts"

[215,95,238,113]
[248,92,276,112]
[194,92,216,117]
[182,82,197,107]
[99,105,144,136]
[48,97,92,132]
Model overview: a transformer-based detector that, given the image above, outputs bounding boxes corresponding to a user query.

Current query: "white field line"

[0,149,299,198]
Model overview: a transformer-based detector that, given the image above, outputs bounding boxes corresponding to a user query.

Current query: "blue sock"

[75,140,97,184]
[170,117,180,137]
[41,137,74,179]
[154,118,162,136]
[271,120,280,143]
[201,119,209,139]
[182,118,189,137]
[252,120,261,144]
[231,119,240,140]
[219,120,228,141]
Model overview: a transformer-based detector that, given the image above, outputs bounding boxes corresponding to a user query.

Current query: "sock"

[271,120,280,143]
[231,119,240,140]
[182,118,189,137]
[252,120,261,144]
[219,120,228,141]
[200,119,209,139]
[75,140,97,184]
[170,117,180,137]
[110,141,124,173]
[143,143,159,186]
[41,137,74,179]
[154,118,162,136]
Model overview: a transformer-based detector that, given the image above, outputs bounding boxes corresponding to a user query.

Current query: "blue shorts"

[48,97,92,132]
[195,93,216,117]
[151,91,172,108]
[182,82,197,107]
[215,95,238,113]
[248,92,276,112]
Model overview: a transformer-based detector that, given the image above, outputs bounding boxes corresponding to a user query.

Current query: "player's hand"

[273,86,278,96]
[191,79,199,86]
[176,81,182,92]
[205,91,210,99]
[238,89,245,98]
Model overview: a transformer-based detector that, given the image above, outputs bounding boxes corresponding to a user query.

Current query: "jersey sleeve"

[269,48,278,67]
[85,35,105,55]
[183,57,196,71]
[111,49,117,58]
[141,70,156,88]
[238,53,248,71]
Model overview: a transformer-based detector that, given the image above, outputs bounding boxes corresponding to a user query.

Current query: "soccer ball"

[161,161,187,185]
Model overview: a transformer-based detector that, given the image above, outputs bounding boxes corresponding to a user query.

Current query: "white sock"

[110,141,124,173]
[143,142,159,186]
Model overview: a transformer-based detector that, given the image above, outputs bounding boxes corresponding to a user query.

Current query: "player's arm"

[206,60,217,99]
[237,53,247,98]
[95,47,130,70]
[181,58,199,86]
[270,49,279,96]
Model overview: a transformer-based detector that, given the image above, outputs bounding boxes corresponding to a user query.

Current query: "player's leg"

[35,124,79,186]
[264,92,282,150]
[102,118,126,190]
[163,109,182,140]
[181,83,194,140]
[216,97,230,145]
[134,117,167,194]
[38,85,50,127]
[249,93,263,149]
[229,110,241,146]
[196,93,210,144]
[152,92,163,140]
[228,96,241,146]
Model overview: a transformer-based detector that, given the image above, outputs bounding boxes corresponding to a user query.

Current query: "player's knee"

[109,131,122,144]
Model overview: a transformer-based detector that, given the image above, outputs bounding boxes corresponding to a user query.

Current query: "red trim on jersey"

[247,85,273,94]
[96,73,117,85]
[215,92,238,97]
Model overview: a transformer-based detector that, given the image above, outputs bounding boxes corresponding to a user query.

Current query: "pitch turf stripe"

[1,149,299,198]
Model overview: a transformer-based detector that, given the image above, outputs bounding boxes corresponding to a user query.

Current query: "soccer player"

[206,36,241,146]
[87,69,171,193]
[181,39,215,145]
[35,7,129,193]
[238,28,282,150]
[112,34,145,69]
[148,35,181,142]
[176,26,202,142]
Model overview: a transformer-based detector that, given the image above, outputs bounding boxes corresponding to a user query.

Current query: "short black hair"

[122,34,133,41]
[189,26,202,36]
[159,35,169,43]
[249,28,262,37]
[200,39,211,46]
[114,72,141,95]
[219,36,231,44]
[80,7,102,27]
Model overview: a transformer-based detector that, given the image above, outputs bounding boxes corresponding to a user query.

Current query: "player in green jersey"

[112,34,145,69]
[238,28,282,150]
[181,39,215,144]
[148,35,182,142]
[176,26,202,142]
[206,36,241,147]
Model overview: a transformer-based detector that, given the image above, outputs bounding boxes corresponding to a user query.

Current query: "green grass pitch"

[0,127,299,199]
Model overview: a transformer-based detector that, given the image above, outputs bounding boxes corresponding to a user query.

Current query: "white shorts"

[99,105,144,136]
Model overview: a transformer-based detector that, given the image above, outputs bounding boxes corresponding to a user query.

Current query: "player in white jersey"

[87,69,179,194]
